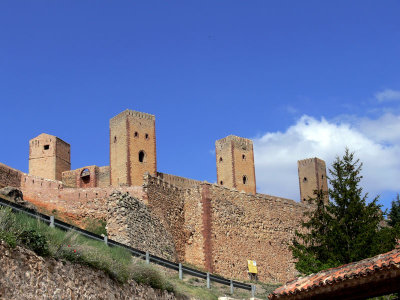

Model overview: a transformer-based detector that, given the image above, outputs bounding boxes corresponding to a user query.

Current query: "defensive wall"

[62,166,110,188]
[0,162,309,282]
[0,163,144,225]
[141,173,309,283]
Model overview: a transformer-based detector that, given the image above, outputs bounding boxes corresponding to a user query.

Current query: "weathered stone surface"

[0,241,180,300]
[0,186,37,211]
[107,191,177,261]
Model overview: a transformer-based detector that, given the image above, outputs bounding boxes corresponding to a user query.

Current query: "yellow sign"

[247,260,258,274]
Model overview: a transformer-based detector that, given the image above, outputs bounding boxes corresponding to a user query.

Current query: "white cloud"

[253,115,400,204]
[375,89,400,102]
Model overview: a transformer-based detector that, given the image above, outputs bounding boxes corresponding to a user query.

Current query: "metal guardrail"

[0,196,253,293]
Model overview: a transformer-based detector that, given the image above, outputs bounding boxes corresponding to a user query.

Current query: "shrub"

[0,231,17,248]
[19,229,50,256]
[0,208,19,247]
[131,261,173,292]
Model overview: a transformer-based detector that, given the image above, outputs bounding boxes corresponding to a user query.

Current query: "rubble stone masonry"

[0,161,310,284]
[203,184,308,283]
[142,174,309,283]
[107,191,177,261]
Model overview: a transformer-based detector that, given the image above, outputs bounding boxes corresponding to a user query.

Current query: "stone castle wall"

[0,163,22,188]
[203,184,308,283]
[0,161,309,283]
[62,166,111,188]
[143,174,187,262]
[107,191,177,261]
[142,174,308,283]
[156,172,202,189]
[0,166,144,225]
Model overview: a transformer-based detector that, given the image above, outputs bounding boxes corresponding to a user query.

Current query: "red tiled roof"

[269,246,400,299]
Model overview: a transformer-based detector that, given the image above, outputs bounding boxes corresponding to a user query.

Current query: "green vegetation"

[1,206,274,298]
[388,194,400,228]
[83,217,107,236]
[291,149,400,275]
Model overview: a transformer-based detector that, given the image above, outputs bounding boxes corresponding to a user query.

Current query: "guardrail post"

[50,216,55,228]
[103,235,108,245]
[206,272,210,289]
[251,284,255,297]
[179,263,183,280]
[230,279,234,294]
[146,251,150,264]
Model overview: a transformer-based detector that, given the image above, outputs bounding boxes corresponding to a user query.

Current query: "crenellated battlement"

[110,109,155,125]
[215,135,253,151]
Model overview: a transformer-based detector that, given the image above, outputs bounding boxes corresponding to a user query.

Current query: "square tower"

[297,157,329,203]
[215,135,256,194]
[29,133,71,181]
[110,109,157,186]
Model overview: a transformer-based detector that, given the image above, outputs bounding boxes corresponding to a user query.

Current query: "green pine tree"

[291,148,394,275]
[388,194,400,228]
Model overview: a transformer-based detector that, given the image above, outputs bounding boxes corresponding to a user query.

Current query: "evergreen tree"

[291,149,390,275]
[388,194,400,228]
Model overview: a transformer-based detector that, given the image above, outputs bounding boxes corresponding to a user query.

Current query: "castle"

[1,109,328,283]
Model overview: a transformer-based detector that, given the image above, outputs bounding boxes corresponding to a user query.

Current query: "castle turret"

[215,135,256,194]
[297,157,328,203]
[109,109,157,186]
[29,133,71,181]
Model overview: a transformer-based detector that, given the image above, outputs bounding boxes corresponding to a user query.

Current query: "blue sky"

[1,1,399,210]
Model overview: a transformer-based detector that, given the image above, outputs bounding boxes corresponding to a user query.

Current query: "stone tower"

[29,133,71,181]
[215,135,256,194]
[110,109,157,186]
[297,157,329,203]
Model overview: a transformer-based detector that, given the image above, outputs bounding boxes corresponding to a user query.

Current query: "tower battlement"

[297,157,328,203]
[215,135,256,194]
[110,109,155,125]
[29,133,71,181]
[109,109,157,187]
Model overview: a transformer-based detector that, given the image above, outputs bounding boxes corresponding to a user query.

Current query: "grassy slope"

[0,207,281,299]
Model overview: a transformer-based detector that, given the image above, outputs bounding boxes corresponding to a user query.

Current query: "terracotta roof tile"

[269,247,400,299]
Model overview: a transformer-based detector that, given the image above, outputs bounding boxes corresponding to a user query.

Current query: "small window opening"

[242,154,246,160]
[242,175,247,185]
[44,145,50,150]
[138,150,145,163]
[145,133,149,139]
[114,136,117,143]
[303,177,307,182]
[303,198,306,202]
[219,157,223,162]
[220,181,223,185]
[134,131,139,138]
[321,174,324,179]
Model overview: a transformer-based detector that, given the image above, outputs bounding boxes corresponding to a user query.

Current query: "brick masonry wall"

[0,162,22,188]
